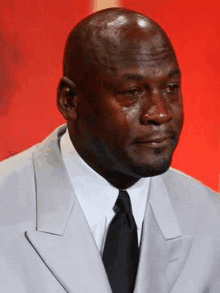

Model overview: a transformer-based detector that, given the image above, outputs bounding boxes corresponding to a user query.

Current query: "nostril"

[141,110,173,125]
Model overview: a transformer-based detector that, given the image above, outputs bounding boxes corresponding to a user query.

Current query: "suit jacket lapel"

[26,126,111,293]
[135,175,193,293]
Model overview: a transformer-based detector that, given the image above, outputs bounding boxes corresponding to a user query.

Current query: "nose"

[140,91,173,125]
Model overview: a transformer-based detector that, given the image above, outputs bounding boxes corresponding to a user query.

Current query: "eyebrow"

[120,68,180,81]
[120,74,145,81]
[168,69,180,78]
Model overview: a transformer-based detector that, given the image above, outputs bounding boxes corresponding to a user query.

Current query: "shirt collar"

[60,129,150,231]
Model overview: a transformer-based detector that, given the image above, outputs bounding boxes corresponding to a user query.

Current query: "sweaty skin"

[57,8,183,189]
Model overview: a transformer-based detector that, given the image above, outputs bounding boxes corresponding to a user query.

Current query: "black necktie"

[102,190,139,293]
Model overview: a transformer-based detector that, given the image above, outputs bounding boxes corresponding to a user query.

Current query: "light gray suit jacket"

[0,125,220,293]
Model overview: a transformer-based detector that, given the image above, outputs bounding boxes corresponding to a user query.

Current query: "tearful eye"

[163,84,180,95]
[119,88,143,99]
[115,88,143,107]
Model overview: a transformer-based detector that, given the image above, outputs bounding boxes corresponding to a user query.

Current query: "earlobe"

[57,77,78,121]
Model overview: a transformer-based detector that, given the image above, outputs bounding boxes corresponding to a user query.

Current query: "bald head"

[63,8,175,90]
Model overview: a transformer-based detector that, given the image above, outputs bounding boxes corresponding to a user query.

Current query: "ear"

[57,76,79,121]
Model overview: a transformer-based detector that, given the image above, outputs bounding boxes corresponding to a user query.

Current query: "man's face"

[72,40,183,179]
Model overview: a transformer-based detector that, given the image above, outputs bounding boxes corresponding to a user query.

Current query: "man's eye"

[163,84,180,95]
[119,89,142,98]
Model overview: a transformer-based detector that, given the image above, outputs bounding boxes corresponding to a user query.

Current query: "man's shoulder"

[162,167,218,197]
[0,125,66,226]
[162,167,220,216]
[0,125,66,180]
[0,124,66,190]
[161,168,220,235]
[0,146,37,225]
[0,145,37,186]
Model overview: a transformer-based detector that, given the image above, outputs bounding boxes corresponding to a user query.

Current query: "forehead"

[95,31,179,77]
[80,20,179,86]
[102,50,179,83]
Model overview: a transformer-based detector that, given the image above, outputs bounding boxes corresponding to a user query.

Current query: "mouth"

[134,134,174,148]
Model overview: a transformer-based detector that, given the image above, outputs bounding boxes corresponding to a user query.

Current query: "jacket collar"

[33,125,74,235]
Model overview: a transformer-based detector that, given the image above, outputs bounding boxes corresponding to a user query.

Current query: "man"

[0,7,220,293]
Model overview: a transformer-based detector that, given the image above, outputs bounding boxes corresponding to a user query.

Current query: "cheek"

[105,105,137,134]
[177,108,184,128]
[77,95,138,145]
[102,116,131,142]
[96,113,134,152]
[77,96,106,130]
[172,103,183,125]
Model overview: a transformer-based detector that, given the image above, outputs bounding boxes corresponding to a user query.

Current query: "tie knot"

[114,190,132,214]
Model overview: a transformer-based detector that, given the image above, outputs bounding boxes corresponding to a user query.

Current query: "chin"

[130,155,172,178]
[128,144,177,178]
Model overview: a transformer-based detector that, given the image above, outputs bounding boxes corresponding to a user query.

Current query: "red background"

[1,0,219,192]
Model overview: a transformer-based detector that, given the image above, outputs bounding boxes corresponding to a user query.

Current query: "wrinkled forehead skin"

[64,8,177,89]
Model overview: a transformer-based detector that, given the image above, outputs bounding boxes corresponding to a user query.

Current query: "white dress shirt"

[60,129,150,253]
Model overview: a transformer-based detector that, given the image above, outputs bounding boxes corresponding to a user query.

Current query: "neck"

[93,168,141,189]
[68,127,142,189]
[79,153,141,189]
